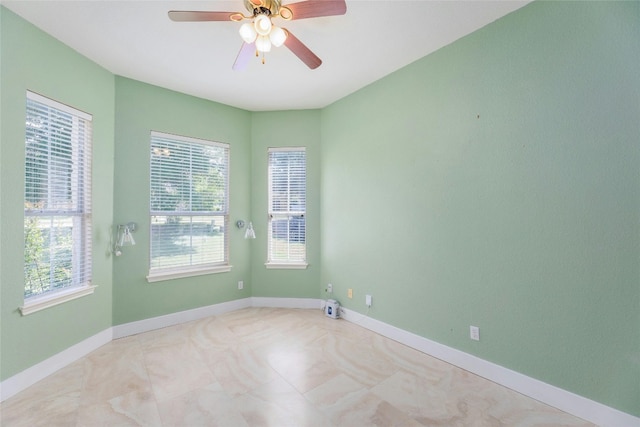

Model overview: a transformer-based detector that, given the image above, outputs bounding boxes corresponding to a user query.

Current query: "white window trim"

[27,91,92,121]
[267,146,307,265]
[147,264,232,283]
[150,131,228,150]
[22,91,93,310]
[19,284,97,316]
[149,131,231,278]
[265,262,308,270]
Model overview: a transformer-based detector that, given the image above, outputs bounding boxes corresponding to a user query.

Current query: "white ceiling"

[2,0,530,111]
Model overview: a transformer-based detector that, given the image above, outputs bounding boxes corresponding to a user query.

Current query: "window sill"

[20,284,97,316]
[265,262,308,270]
[147,265,232,283]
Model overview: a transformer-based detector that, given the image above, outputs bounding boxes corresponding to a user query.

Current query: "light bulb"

[119,226,135,246]
[269,26,287,47]
[245,222,256,239]
[255,35,272,52]
[254,14,272,36]
[239,22,257,43]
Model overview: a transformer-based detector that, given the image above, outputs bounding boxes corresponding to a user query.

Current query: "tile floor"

[0,307,594,426]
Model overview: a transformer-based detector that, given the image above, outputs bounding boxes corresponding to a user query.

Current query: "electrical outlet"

[238,280,243,290]
[470,325,480,341]
[347,288,353,299]
[366,294,372,307]
[327,283,333,293]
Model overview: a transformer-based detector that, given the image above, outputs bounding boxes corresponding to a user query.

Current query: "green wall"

[250,110,322,298]
[320,1,639,416]
[112,77,253,325]
[1,0,638,418]
[0,7,115,379]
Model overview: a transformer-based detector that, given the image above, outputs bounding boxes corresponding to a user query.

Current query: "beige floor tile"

[371,368,471,424]
[185,315,238,352]
[81,337,152,405]
[76,389,162,427]
[234,377,332,427]
[0,308,596,427]
[207,342,279,397]
[306,373,422,426]
[268,348,343,394]
[0,361,84,426]
[157,381,249,427]
[144,339,215,402]
[316,333,399,387]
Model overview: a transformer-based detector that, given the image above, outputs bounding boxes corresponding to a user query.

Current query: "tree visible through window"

[268,147,306,265]
[149,132,230,276]
[24,92,92,299]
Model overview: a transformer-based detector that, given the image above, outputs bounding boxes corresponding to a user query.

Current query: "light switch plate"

[470,325,480,341]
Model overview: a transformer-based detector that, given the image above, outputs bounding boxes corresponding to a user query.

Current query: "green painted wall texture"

[250,110,322,298]
[1,0,638,418]
[112,77,253,325]
[320,1,639,416]
[1,7,116,379]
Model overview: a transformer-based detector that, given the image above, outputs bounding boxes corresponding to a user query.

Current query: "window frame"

[20,91,96,315]
[266,146,308,269]
[147,131,231,282]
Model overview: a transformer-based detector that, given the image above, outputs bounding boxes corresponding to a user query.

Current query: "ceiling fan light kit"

[168,0,347,70]
[254,14,273,36]
[256,35,272,53]
[239,14,285,52]
[270,26,287,47]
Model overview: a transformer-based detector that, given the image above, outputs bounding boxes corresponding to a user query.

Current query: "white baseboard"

[0,299,254,403]
[112,297,253,339]
[340,307,639,427]
[251,296,323,310]
[0,328,112,402]
[2,297,637,427]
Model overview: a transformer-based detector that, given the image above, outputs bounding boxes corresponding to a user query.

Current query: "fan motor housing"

[245,0,281,15]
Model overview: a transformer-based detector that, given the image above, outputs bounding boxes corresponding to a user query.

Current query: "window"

[22,91,94,314]
[267,147,307,268]
[148,132,230,281]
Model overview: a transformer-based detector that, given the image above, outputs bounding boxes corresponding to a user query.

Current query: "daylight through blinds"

[24,91,92,298]
[150,132,230,272]
[268,147,306,263]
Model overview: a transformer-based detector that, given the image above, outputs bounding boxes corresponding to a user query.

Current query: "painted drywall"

[250,110,322,298]
[112,77,253,325]
[0,7,115,380]
[320,1,639,416]
[1,0,638,419]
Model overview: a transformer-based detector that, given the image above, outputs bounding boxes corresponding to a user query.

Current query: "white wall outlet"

[470,325,480,341]
[327,283,333,293]
[365,294,372,307]
[238,280,243,290]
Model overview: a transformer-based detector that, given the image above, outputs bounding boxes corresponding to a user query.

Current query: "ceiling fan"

[168,0,347,70]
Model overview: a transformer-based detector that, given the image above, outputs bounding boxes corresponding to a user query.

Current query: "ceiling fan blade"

[168,11,237,22]
[284,0,346,20]
[233,42,256,71]
[283,30,322,69]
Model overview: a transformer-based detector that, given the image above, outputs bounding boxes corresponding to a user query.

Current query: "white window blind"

[24,91,92,299]
[149,132,230,276]
[268,147,306,264]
